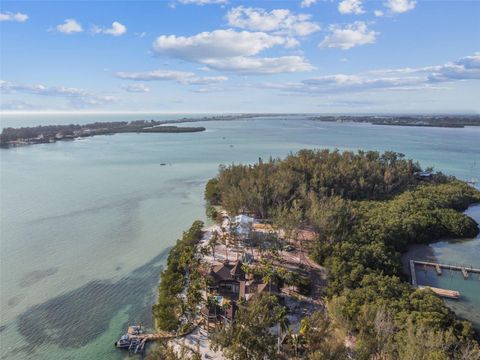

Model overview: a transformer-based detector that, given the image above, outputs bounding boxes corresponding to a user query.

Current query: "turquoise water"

[1,114,479,359]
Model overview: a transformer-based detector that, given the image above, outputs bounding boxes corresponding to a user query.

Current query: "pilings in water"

[408,260,479,300]
[410,260,417,287]
[412,260,480,279]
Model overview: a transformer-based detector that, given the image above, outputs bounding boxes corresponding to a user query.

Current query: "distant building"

[233,214,255,238]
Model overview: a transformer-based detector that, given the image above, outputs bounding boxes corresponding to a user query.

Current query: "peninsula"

[146,149,480,359]
[0,114,281,148]
[0,120,205,148]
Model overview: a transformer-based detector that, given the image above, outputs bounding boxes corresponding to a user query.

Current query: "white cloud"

[152,29,314,75]
[428,53,480,82]
[92,21,127,36]
[184,76,229,85]
[153,29,287,61]
[116,70,195,82]
[320,22,377,50]
[259,53,480,95]
[115,69,228,84]
[55,19,83,34]
[0,80,116,108]
[0,11,28,22]
[300,0,317,8]
[338,0,365,15]
[384,0,416,13]
[122,84,150,93]
[226,7,320,36]
[202,56,315,75]
[177,0,228,4]
[374,10,384,17]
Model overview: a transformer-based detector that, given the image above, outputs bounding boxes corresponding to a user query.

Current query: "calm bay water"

[1,114,479,359]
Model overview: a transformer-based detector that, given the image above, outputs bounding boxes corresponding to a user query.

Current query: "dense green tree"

[300,311,348,360]
[210,294,285,360]
[205,150,480,357]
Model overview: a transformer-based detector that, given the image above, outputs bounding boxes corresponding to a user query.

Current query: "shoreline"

[401,203,480,329]
[3,113,480,149]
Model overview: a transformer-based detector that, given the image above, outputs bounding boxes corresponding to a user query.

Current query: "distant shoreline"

[2,113,479,148]
[308,115,480,128]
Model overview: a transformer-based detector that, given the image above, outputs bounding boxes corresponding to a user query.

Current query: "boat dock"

[412,260,480,279]
[114,325,175,355]
[408,260,480,300]
[115,321,202,355]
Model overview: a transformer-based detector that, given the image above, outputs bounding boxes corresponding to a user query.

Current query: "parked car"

[283,245,295,252]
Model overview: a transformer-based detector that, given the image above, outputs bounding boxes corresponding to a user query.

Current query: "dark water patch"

[15,247,171,350]
[0,325,6,332]
[19,268,58,288]
[7,295,24,308]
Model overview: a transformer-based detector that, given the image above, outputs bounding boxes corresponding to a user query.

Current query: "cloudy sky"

[1,0,479,113]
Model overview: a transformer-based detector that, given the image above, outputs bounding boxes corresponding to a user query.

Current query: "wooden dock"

[418,285,460,299]
[115,321,202,355]
[412,260,480,279]
[410,260,417,287]
[409,260,470,300]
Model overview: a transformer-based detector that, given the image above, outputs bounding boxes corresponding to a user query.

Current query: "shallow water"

[1,114,479,359]
[404,205,480,329]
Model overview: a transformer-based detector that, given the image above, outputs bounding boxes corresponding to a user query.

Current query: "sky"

[1,0,479,114]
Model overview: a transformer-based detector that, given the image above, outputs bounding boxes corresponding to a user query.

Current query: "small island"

[0,120,206,148]
[142,149,480,359]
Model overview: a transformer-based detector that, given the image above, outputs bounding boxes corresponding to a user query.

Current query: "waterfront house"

[202,259,279,326]
[209,260,246,299]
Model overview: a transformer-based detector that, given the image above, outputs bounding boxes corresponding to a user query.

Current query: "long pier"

[412,260,480,279]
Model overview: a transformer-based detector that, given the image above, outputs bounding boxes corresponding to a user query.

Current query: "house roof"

[211,260,245,282]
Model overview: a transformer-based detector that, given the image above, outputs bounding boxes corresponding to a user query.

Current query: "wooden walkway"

[412,260,480,279]
[408,260,478,300]
[116,320,203,354]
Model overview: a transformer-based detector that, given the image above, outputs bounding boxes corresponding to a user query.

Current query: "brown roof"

[230,261,244,277]
[211,260,245,282]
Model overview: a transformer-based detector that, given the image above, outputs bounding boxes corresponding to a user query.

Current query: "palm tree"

[262,265,275,293]
[220,228,229,261]
[206,295,219,332]
[209,230,219,260]
[275,306,290,354]
[220,298,231,323]
[290,332,304,359]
